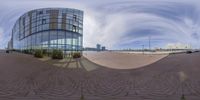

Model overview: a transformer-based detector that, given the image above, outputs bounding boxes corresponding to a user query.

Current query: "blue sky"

[0,0,200,49]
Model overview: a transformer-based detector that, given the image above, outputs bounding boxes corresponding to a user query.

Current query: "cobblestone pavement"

[0,52,200,100]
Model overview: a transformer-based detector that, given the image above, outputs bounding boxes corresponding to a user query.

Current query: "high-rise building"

[96,44,101,51]
[7,40,12,50]
[102,46,106,51]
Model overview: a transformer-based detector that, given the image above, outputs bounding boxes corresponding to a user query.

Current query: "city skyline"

[1,0,200,49]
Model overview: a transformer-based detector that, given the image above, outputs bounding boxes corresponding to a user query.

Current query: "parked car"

[186,50,192,54]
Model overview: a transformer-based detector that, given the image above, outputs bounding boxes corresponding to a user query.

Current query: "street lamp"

[142,45,144,54]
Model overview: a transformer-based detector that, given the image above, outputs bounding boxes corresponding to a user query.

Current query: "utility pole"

[149,36,151,51]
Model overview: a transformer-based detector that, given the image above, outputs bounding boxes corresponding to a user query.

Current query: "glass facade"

[12,8,83,53]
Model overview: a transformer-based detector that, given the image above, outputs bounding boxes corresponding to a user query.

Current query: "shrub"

[34,49,43,58]
[22,49,27,54]
[30,49,35,55]
[52,49,63,59]
[72,52,81,59]
[42,49,48,55]
[181,94,186,100]
[80,94,84,100]
[6,50,9,53]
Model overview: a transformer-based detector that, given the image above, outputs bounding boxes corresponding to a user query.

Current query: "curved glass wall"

[12,8,83,52]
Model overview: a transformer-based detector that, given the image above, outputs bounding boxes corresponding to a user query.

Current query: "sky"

[0,0,200,49]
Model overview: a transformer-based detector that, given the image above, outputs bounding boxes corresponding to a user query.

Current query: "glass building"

[12,8,83,53]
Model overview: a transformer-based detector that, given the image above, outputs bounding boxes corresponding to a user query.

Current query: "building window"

[73,15,77,21]
[38,11,43,15]
[72,25,76,32]
[23,18,25,26]
[42,19,46,24]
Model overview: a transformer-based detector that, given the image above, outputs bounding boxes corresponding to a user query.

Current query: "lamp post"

[142,45,144,54]
[149,36,151,51]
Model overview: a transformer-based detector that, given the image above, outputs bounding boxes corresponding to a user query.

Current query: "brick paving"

[0,52,200,100]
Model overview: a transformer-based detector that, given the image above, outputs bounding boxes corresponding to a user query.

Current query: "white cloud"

[83,12,129,48]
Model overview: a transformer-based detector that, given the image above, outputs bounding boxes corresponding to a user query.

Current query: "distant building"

[7,39,13,50]
[84,47,97,51]
[84,44,106,51]
[165,43,191,50]
[96,44,101,51]
[102,46,106,51]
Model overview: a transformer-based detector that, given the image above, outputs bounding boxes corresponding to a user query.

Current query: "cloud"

[90,0,200,49]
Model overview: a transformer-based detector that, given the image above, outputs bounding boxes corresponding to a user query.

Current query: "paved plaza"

[0,52,200,100]
[83,51,168,69]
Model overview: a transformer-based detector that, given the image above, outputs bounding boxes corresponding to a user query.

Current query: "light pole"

[142,45,144,54]
[149,36,151,51]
